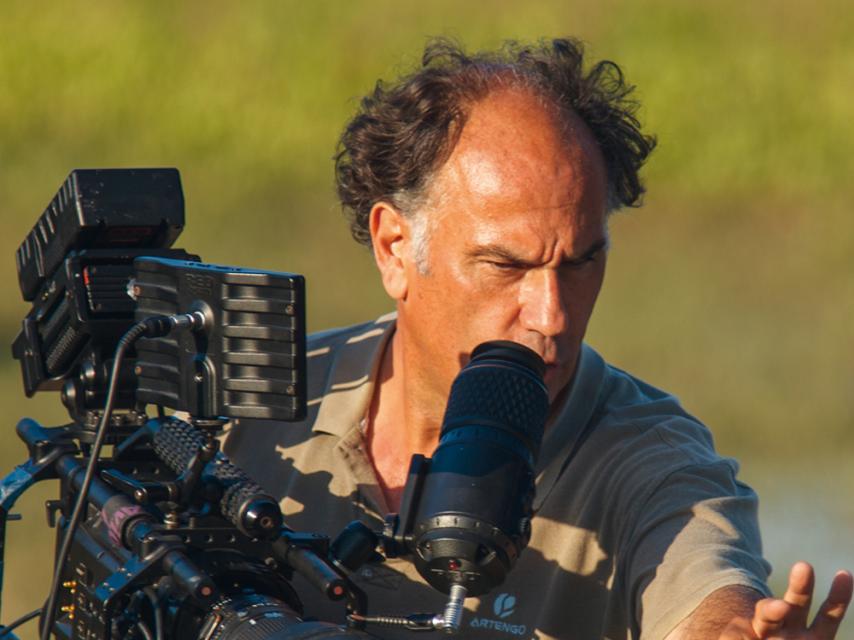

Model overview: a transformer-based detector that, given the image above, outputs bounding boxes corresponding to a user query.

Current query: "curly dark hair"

[335,37,656,248]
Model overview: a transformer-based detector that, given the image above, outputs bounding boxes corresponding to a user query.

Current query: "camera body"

[13,169,190,415]
[3,169,372,639]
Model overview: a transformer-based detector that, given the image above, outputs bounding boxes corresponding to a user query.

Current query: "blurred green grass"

[1,1,852,637]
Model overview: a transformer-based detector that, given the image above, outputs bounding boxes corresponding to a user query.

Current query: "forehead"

[427,88,608,227]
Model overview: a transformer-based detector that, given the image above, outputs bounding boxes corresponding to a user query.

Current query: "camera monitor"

[133,257,307,422]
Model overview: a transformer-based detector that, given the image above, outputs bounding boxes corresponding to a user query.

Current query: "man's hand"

[721,562,853,639]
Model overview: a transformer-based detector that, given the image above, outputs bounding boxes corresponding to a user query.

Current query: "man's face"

[391,89,609,404]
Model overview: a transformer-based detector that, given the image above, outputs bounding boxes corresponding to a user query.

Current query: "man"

[224,38,852,638]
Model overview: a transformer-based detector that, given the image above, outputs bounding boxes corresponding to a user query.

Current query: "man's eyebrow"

[466,244,532,264]
[466,237,610,265]
[564,237,610,264]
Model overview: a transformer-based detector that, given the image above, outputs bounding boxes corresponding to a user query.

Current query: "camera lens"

[200,594,373,640]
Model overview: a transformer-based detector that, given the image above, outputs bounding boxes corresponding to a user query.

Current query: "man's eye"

[488,261,522,271]
[566,252,601,269]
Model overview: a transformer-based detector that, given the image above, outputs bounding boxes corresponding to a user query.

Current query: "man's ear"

[369,201,410,301]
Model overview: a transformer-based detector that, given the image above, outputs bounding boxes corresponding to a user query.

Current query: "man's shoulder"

[223,313,395,462]
[537,346,728,510]
[306,312,396,357]
[573,345,724,471]
[303,312,395,391]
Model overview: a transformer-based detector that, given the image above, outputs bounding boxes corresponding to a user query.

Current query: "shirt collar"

[534,343,608,509]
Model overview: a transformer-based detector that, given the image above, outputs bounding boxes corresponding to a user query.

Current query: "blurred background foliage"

[0,1,851,637]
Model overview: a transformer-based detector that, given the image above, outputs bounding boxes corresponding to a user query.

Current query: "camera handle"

[0,419,82,624]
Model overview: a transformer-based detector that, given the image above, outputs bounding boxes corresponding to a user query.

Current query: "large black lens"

[199,594,373,640]
[409,340,549,596]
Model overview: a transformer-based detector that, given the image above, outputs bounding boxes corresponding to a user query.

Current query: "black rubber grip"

[152,417,283,538]
[441,342,549,458]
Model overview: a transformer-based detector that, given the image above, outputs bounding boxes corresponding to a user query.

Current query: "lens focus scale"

[199,594,373,640]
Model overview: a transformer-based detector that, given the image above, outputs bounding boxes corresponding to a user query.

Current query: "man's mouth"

[541,359,576,399]
[542,362,563,385]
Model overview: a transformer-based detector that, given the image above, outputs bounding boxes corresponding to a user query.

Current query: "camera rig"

[0,169,550,640]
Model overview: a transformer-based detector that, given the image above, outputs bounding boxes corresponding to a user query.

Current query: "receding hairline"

[411,86,610,217]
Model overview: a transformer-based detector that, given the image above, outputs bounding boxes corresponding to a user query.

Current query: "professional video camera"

[0,169,550,640]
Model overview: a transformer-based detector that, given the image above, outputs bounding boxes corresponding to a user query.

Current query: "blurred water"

[749,460,854,637]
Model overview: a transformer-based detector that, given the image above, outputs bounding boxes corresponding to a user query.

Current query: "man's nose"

[519,268,569,337]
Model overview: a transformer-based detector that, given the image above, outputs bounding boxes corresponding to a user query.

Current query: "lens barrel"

[199,594,374,640]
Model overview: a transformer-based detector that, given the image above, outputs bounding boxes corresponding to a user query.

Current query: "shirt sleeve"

[623,459,772,639]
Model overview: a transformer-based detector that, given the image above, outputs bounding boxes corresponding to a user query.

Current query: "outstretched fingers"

[810,570,853,638]
[782,561,816,628]
[737,563,808,638]
[751,597,791,637]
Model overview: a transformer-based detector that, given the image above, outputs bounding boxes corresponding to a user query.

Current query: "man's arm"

[665,584,758,639]
[665,563,853,639]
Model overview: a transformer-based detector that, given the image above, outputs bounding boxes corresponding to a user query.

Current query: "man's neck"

[364,328,445,511]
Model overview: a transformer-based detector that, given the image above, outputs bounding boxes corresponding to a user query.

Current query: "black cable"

[39,320,149,640]
[39,314,202,640]
[136,620,155,640]
[0,607,41,637]
[143,587,164,640]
